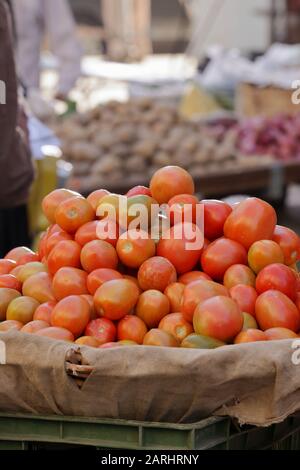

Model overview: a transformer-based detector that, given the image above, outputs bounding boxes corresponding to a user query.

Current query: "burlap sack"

[0,331,299,426]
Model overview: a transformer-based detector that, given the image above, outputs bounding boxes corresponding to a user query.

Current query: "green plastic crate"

[0,413,299,450]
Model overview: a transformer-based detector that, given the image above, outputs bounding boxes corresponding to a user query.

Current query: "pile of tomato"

[0,165,300,349]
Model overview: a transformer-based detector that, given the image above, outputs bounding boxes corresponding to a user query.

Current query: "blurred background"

[14,0,300,238]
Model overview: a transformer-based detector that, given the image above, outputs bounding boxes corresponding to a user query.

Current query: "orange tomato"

[273,225,300,266]
[42,189,81,224]
[0,275,22,291]
[224,197,277,250]
[22,272,56,303]
[7,296,40,324]
[80,240,118,273]
[230,285,258,317]
[164,282,184,313]
[75,219,119,247]
[45,231,73,257]
[33,301,56,324]
[143,329,178,347]
[0,288,21,321]
[0,259,16,275]
[181,279,229,323]
[94,279,140,321]
[201,238,247,281]
[157,223,204,274]
[150,166,195,204]
[87,268,123,295]
[52,267,88,300]
[21,320,50,334]
[136,290,170,328]
[256,290,300,332]
[265,327,298,340]
[159,313,193,342]
[178,271,211,285]
[116,230,156,269]
[193,296,243,343]
[51,295,90,337]
[5,247,37,265]
[87,189,110,211]
[234,329,267,344]
[16,262,48,284]
[81,294,97,320]
[248,240,284,274]
[138,256,177,292]
[223,264,256,289]
[55,197,95,233]
[0,320,23,332]
[74,221,99,246]
[75,336,100,347]
[117,315,148,344]
[47,240,82,275]
[35,327,74,342]
[126,186,152,198]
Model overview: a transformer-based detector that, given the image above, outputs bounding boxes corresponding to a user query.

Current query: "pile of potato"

[53,98,272,191]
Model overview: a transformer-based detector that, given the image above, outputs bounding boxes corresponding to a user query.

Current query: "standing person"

[12,0,82,118]
[0,0,34,257]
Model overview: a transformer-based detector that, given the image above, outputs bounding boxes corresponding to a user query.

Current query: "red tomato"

[273,225,300,266]
[256,263,298,301]
[99,342,120,349]
[181,279,229,323]
[21,320,50,334]
[55,197,95,233]
[47,240,81,275]
[94,279,140,321]
[224,198,277,249]
[52,267,88,300]
[117,315,148,344]
[85,318,117,345]
[80,240,118,273]
[248,240,284,274]
[126,186,152,198]
[193,296,243,343]
[178,271,211,285]
[202,200,232,240]
[0,320,23,332]
[51,295,90,337]
[0,259,17,275]
[87,269,123,295]
[164,282,185,313]
[255,290,300,332]
[116,230,156,269]
[223,264,256,289]
[230,285,258,316]
[75,220,119,247]
[168,194,199,225]
[234,329,267,344]
[35,327,74,342]
[74,221,99,246]
[5,247,37,265]
[157,223,204,274]
[138,257,177,292]
[0,275,22,291]
[201,238,247,281]
[150,166,195,204]
[33,301,56,324]
[45,231,73,257]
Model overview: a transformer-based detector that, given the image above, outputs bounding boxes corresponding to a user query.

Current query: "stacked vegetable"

[0,166,300,349]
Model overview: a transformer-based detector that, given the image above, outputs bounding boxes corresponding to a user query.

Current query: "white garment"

[12,0,82,95]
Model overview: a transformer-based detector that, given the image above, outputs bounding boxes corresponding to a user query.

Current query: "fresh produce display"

[52,99,272,191]
[237,114,300,161]
[0,165,300,349]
